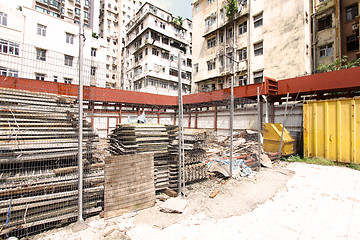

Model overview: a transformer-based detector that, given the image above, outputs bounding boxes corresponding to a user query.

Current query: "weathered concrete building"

[99,0,143,88]
[192,0,312,92]
[312,0,359,70]
[124,2,192,95]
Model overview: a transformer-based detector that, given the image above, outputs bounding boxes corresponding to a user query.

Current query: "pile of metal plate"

[108,124,171,191]
[0,88,101,237]
[167,129,209,191]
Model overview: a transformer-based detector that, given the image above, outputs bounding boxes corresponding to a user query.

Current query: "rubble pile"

[0,88,102,237]
[206,130,261,170]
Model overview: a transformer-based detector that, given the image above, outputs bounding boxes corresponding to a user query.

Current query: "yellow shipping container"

[303,97,360,164]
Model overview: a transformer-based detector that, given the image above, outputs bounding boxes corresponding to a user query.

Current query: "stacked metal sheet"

[108,124,171,191]
[0,88,101,237]
[167,129,209,191]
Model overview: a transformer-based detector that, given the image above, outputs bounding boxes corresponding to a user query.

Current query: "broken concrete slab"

[208,161,230,177]
[159,198,188,213]
[261,154,273,168]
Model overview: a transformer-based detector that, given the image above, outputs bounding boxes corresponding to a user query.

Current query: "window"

[35,73,45,80]
[207,37,216,49]
[239,75,248,86]
[169,68,178,77]
[346,35,359,52]
[207,0,215,5]
[64,55,73,66]
[239,21,247,35]
[319,44,333,57]
[194,63,199,73]
[219,55,224,67]
[161,51,169,59]
[37,24,46,36]
[90,66,96,76]
[0,66,6,76]
[346,5,358,21]
[254,71,263,83]
[75,8,80,15]
[254,13,263,28]
[227,28,233,39]
[160,22,166,29]
[239,48,247,61]
[162,37,169,45]
[66,33,74,44]
[318,15,332,31]
[0,39,20,56]
[220,31,224,43]
[254,42,263,56]
[64,77,72,84]
[152,48,159,56]
[205,15,216,27]
[207,60,216,71]
[91,47,97,57]
[54,76,58,82]
[36,48,46,61]
[227,52,233,65]
[0,66,18,77]
[0,12,7,26]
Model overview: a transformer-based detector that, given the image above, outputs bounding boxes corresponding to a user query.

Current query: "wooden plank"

[104,153,155,219]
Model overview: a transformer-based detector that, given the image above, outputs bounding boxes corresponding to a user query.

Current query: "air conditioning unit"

[352,23,359,31]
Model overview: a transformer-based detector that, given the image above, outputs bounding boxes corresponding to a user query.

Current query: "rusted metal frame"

[195,108,198,129]
[119,104,122,124]
[157,109,160,124]
[270,98,275,123]
[188,108,191,129]
[214,105,218,132]
[107,116,110,137]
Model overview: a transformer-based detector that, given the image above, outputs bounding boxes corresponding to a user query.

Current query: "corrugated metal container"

[303,97,360,164]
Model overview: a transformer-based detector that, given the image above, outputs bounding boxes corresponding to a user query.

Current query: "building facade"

[192,0,313,92]
[99,0,143,88]
[0,3,107,87]
[123,2,192,95]
[312,0,359,70]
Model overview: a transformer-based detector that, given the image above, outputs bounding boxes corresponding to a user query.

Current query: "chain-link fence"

[0,38,306,239]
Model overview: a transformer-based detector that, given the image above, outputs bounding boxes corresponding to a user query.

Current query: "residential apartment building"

[192,0,313,92]
[313,0,359,70]
[0,4,107,87]
[123,2,192,95]
[32,0,95,29]
[99,0,143,88]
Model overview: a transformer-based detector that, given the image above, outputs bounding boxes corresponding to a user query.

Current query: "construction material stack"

[108,124,171,191]
[0,88,101,237]
[167,128,209,191]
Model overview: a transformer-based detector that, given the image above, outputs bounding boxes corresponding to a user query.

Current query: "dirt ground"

[30,162,294,240]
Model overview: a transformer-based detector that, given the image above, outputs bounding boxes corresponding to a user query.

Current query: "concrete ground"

[128,162,360,240]
[32,162,360,240]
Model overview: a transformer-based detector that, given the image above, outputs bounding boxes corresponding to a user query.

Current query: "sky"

[147,0,193,20]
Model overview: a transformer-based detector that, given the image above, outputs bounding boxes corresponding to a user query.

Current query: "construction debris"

[0,88,101,237]
[159,198,188,213]
[209,189,220,199]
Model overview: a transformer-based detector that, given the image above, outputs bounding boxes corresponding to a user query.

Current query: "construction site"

[0,65,359,239]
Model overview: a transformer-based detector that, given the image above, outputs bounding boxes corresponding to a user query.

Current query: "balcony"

[316,0,335,13]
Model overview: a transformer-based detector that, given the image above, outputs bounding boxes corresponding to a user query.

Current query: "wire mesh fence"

[0,37,304,239]
[0,86,101,238]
